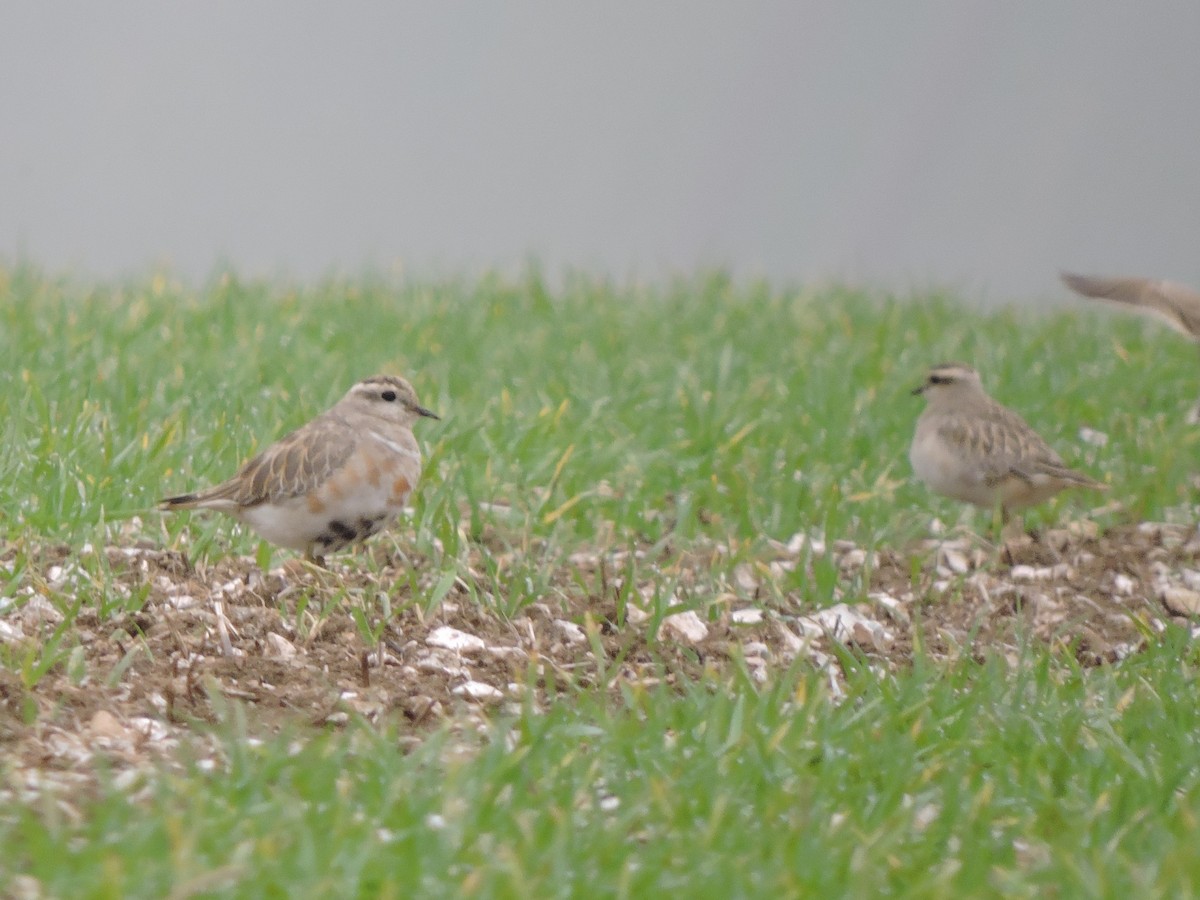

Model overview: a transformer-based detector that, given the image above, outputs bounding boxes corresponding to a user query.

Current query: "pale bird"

[1061,272,1200,423]
[161,374,439,564]
[909,363,1105,524]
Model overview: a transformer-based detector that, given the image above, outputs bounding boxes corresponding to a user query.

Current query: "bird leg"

[994,503,1022,566]
[987,501,1009,546]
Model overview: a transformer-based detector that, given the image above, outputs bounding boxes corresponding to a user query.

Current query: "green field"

[2,265,1199,897]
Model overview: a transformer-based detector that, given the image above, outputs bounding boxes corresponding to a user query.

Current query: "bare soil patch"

[2,521,1198,795]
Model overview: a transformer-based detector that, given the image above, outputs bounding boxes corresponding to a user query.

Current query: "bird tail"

[1059,469,1107,491]
[159,493,205,510]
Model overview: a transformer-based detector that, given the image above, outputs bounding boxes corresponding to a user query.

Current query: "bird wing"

[166,413,358,509]
[1061,272,1200,339]
[946,403,1106,490]
[935,406,1066,487]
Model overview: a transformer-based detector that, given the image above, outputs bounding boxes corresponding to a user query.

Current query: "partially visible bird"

[909,362,1105,525]
[1062,272,1200,423]
[161,374,439,564]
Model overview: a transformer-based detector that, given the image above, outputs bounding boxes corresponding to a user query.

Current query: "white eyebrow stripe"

[369,430,422,461]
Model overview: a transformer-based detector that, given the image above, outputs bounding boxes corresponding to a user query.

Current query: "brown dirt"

[1,520,1198,794]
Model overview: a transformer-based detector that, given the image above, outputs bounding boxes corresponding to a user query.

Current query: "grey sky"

[2,2,1198,301]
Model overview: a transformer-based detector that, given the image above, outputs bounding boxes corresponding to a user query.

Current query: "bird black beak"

[416,405,441,420]
[911,384,927,396]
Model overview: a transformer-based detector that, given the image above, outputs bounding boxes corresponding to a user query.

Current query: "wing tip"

[159,493,200,510]
[1060,271,1099,295]
[1066,471,1107,491]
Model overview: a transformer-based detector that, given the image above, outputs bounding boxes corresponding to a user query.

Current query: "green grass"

[7,641,1200,897]
[7,265,1197,556]
[3,264,1200,895]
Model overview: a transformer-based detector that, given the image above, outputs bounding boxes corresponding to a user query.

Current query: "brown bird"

[161,374,439,564]
[910,362,1106,525]
[1062,272,1200,423]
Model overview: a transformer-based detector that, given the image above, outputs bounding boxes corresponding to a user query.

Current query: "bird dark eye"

[381,390,397,402]
[930,376,949,385]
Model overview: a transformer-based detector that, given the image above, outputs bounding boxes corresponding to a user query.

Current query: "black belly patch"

[314,515,389,552]
[328,520,357,542]
[358,513,388,537]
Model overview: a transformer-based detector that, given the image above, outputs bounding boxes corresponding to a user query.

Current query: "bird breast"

[909,415,999,507]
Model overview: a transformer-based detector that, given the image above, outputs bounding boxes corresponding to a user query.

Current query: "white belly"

[237,485,400,554]
[910,429,1071,512]
[909,429,999,509]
